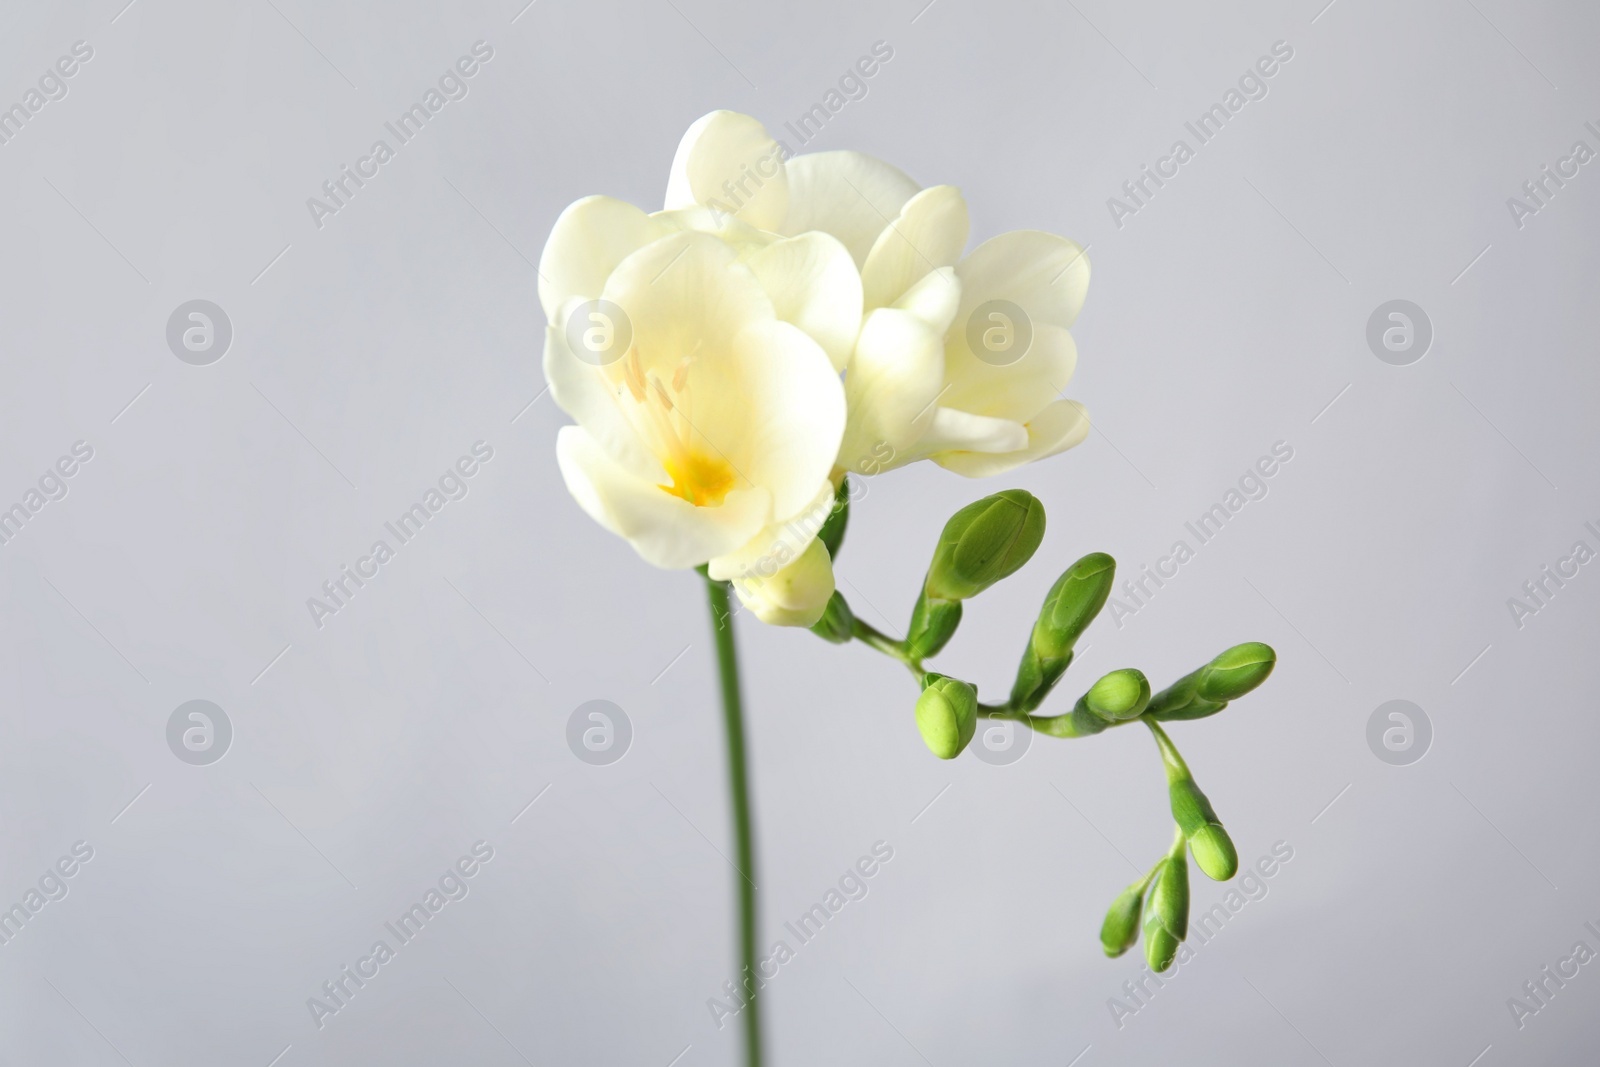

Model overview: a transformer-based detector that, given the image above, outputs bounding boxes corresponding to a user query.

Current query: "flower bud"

[1010,553,1116,711]
[1100,883,1144,958]
[1197,642,1276,703]
[731,538,835,628]
[1188,823,1238,881]
[924,490,1046,602]
[1084,669,1151,722]
[905,595,963,662]
[809,591,854,644]
[1032,553,1115,663]
[1143,673,1223,722]
[1168,777,1221,838]
[1143,856,1188,972]
[914,674,978,760]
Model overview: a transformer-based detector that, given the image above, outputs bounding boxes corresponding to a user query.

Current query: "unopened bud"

[1189,823,1238,881]
[914,674,978,760]
[905,596,963,661]
[1143,856,1188,972]
[1085,669,1151,722]
[1011,553,1116,711]
[1100,883,1144,958]
[809,591,854,644]
[1197,642,1276,702]
[924,490,1046,602]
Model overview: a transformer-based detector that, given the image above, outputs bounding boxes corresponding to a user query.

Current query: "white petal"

[538,196,667,322]
[542,320,664,480]
[744,232,863,372]
[556,426,770,569]
[861,185,969,310]
[893,266,961,335]
[781,150,921,266]
[723,319,847,518]
[837,307,945,474]
[905,406,1028,462]
[943,321,1078,424]
[664,111,789,232]
[731,538,836,628]
[956,230,1091,331]
[709,480,836,581]
[933,399,1090,478]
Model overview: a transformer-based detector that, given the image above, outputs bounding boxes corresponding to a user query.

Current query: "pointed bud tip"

[1198,642,1276,702]
[1189,823,1238,881]
[926,491,1046,601]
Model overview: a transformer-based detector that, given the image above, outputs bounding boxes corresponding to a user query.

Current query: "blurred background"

[1,0,1597,1063]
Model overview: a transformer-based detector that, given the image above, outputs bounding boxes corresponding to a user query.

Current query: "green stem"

[1144,719,1192,781]
[705,576,763,1067]
[850,617,923,678]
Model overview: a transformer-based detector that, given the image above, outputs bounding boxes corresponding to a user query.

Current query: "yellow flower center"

[617,345,738,508]
[661,452,736,507]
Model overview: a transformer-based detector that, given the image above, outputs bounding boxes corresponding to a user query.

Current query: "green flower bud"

[817,477,850,561]
[1168,777,1222,838]
[1144,672,1223,722]
[924,490,1046,602]
[1033,553,1116,662]
[1143,856,1188,972]
[914,674,978,759]
[1085,669,1151,722]
[1189,823,1238,881]
[1100,883,1144,958]
[905,596,963,661]
[1197,642,1276,703]
[808,591,854,645]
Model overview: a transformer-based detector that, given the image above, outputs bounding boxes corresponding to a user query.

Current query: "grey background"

[1,0,1596,1063]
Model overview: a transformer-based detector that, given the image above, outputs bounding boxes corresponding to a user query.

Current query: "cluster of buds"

[811,486,1278,972]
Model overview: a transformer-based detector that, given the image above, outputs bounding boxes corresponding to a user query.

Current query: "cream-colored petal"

[933,399,1090,478]
[664,111,789,232]
[861,185,969,310]
[731,538,835,627]
[542,320,665,480]
[893,266,961,335]
[905,406,1028,462]
[708,480,836,581]
[955,230,1091,331]
[723,319,847,518]
[838,307,945,475]
[556,426,770,569]
[744,232,863,372]
[538,196,668,321]
[943,321,1078,425]
[781,150,921,266]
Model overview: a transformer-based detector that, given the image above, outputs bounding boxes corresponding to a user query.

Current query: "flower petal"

[542,319,665,480]
[731,537,836,627]
[956,230,1091,331]
[907,406,1028,461]
[556,425,770,569]
[893,266,961,335]
[838,307,945,474]
[781,150,921,266]
[744,232,863,372]
[861,185,969,310]
[664,111,789,232]
[709,480,836,580]
[943,321,1078,424]
[538,195,668,322]
[933,399,1090,478]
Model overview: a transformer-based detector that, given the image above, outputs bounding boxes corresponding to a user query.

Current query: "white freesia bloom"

[665,110,1092,479]
[539,192,854,625]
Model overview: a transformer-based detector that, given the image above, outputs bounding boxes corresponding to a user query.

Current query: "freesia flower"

[539,198,853,624]
[665,110,1093,479]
